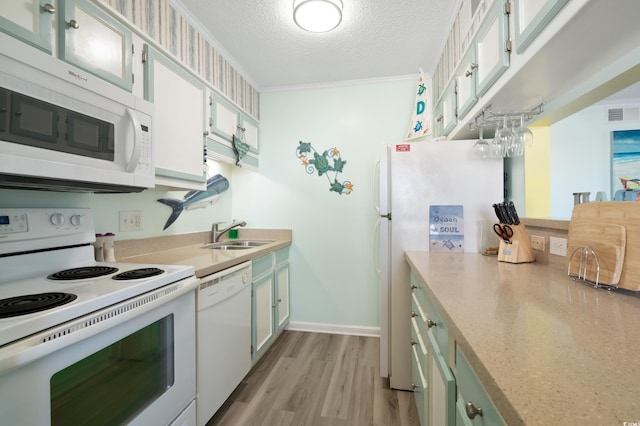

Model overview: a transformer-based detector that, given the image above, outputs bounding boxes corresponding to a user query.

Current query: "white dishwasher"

[196,261,252,426]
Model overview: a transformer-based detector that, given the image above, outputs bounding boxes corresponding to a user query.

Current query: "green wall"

[231,78,416,330]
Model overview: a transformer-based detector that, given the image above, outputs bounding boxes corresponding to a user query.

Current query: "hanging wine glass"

[474,127,490,159]
[495,116,512,157]
[490,121,502,158]
[514,114,534,151]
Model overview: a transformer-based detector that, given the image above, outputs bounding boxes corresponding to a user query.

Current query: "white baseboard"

[285,321,380,337]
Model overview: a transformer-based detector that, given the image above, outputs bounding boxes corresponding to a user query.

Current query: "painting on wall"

[611,130,640,199]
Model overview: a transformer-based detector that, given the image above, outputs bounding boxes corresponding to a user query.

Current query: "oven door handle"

[0,278,197,376]
[125,108,143,172]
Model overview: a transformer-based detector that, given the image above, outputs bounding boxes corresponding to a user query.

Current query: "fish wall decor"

[296,141,353,195]
[157,174,229,230]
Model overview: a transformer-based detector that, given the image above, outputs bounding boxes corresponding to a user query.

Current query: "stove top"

[0,208,195,348]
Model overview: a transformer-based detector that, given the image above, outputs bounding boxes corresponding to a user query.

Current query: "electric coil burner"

[113,267,163,280]
[0,292,77,318]
[47,266,119,280]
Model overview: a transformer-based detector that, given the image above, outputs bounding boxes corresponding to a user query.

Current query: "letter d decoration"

[406,68,432,141]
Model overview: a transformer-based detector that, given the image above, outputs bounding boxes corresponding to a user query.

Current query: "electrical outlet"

[531,235,545,251]
[119,210,143,232]
[549,237,567,256]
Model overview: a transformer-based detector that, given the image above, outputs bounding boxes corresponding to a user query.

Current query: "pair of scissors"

[493,223,513,243]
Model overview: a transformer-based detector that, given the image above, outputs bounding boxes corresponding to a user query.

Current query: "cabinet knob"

[278,298,282,303]
[410,339,417,346]
[411,284,418,290]
[42,3,56,13]
[272,304,276,308]
[435,114,443,123]
[411,311,420,318]
[67,19,79,29]
[465,62,478,77]
[427,319,437,328]
[465,401,483,419]
[411,383,419,390]
[203,130,210,136]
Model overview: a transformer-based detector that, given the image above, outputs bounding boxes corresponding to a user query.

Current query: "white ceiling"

[173,0,462,91]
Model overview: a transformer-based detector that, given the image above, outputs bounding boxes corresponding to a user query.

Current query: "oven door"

[0,281,196,426]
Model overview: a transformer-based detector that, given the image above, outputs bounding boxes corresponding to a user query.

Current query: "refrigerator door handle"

[373,159,381,214]
[373,217,381,278]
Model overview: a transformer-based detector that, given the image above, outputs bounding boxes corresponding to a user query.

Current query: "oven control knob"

[70,214,83,227]
[49,213,65,227]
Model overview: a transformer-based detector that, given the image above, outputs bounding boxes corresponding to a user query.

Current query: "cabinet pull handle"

[465,401,483,419]
[42,3,56,13]
[67,19,79,29]
[411,311,419,318]
[465,63,478,77]
[410,339,417,346]
[427,319,437,328]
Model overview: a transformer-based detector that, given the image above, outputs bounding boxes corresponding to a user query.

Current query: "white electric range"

[0,208,198,426]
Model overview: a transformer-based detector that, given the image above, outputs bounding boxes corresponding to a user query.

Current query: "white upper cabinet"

[512,0,570,54]
[474,0,510,97]
[0,0,54,53]
[144,44,207,190]
[58,0,133,91]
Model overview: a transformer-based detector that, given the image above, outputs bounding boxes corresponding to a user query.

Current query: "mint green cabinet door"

[426,330,455,426]
[274,262,290,332]
[513,0,570,54]
[432,99,444,138]
[0,0,54,53]
[474,0,510,98]
[440,79,458,136]
[252,272,275,360]
[455,45,478,121]
[58,0,132,91]
[455,346,506,426]
[411,329,428,425]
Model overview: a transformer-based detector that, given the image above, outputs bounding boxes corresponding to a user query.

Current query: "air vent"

[608,107,640,122]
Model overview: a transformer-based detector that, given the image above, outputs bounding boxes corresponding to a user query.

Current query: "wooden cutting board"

[566,222,625,285]
[569,202,640,290]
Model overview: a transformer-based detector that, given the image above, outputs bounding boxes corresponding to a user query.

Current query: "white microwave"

[0,33,154,192]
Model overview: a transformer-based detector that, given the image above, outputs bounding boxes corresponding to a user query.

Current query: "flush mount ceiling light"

[293,0,343,33]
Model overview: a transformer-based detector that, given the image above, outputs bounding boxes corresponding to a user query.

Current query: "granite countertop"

[119,229,292,278]
[405,251,640,426]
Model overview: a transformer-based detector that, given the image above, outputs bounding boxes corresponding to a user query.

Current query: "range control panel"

[0,208,95,254]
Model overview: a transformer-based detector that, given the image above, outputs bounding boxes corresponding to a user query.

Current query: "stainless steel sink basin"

[203,240,274,250]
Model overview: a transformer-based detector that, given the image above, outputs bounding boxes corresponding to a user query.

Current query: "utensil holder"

[497,224,535,263]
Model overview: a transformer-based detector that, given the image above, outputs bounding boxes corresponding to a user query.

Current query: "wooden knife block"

[497,224,535,264]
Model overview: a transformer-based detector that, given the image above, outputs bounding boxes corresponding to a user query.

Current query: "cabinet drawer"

[455,346,505,426]
[410,271,425,307]
[410,314,427,372]
[411,292,428,344]
[426,297,449,360]
[252,253,273,278]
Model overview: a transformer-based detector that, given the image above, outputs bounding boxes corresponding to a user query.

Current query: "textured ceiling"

[173,0,461,91]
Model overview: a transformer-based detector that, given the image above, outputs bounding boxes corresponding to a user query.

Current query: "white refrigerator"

[374,140,503,390]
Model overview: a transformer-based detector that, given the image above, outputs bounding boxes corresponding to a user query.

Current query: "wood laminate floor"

[206,330,419,426]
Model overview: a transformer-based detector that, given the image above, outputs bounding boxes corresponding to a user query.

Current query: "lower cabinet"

[409,270,505,426]
[251,247,290,361]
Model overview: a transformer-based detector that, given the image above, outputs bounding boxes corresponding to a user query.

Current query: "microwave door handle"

[125,108,143,172]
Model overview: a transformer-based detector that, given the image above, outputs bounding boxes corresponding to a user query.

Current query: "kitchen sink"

[203,240,274,250]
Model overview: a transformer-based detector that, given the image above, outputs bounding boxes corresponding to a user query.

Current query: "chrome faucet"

[211,220,247,243]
